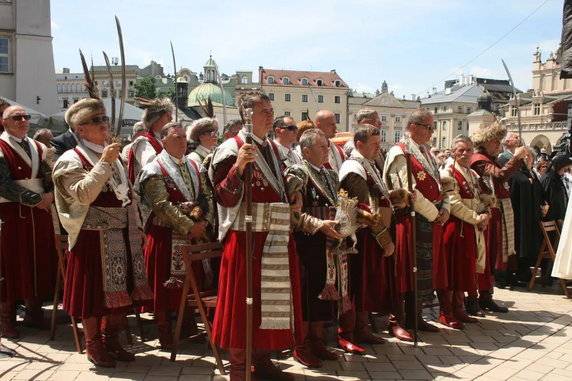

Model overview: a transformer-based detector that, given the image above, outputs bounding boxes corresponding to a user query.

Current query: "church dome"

[187,82,234,107]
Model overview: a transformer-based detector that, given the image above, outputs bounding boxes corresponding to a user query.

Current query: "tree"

[134,76,156,98]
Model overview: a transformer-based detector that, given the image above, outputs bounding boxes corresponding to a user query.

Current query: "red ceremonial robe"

[211,137,303,350]
[0,139,56,302]
[442,166,477,292]
[127,133,163,183]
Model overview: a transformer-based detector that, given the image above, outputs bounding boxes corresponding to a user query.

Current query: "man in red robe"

[339,125,414,350]
[384,109,450,334]
[128,98,174,184]
[209,91,316,381]
[469,123,526,314]
[439,135,490,328]
[137,122,213,349]
[0,105,57,338]
[53,98,153,368]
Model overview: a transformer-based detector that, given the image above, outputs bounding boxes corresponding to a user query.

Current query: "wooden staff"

[404,151,419,347]
[243,108,254,381]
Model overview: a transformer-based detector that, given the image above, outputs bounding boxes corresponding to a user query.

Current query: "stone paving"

[0,285,571,381]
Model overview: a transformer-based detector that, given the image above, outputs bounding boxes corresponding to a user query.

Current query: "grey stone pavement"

[0,285,571,381]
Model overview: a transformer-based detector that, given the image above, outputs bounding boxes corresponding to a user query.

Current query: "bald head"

[2,105,30,139]
[315,110,337,139]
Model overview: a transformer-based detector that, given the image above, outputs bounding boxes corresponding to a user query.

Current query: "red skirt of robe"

[442,216,477,292]
[212,230,303,350]
[0,203,56,301]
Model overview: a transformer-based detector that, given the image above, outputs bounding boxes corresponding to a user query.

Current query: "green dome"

[187,83,234,107]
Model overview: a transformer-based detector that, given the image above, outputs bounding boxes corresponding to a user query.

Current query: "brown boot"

[388,297,413,342]
[453,291,478,323]
[228,348,258,381]
[154,310,173,349]
[405,293,440,333]
[438,290,464,330]
[307,321,338,360]
[0,301,19,339]
[337,310,365,355]
[83,317,116,368]
[253,349,294,381]
[355,311,385,344]
[23,298,49,330]
[101,314,135,362]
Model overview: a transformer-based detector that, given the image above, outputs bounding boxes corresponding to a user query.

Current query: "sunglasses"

[9,114,32,121]
[415,122,434,131]
[209,130,219,137]
[80,115,110,125]
[280,125,298,132]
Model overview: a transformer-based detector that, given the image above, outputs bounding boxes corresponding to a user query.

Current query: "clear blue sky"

[51,0,563,99]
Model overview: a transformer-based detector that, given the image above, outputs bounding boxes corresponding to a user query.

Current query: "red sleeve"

[212,155,244,207]
[472,156,521,182]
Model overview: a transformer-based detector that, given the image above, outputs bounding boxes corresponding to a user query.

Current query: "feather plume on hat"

[135,97,175,130]
[471,122,507,148]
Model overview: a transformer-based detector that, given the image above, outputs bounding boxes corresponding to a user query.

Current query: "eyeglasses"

[209,130,219,137]
[280,125,298,132]
[415,122,434,131]
[9,115,32,121]
[80,115,110,125]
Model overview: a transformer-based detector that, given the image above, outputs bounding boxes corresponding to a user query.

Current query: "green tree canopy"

[134,76,156,98]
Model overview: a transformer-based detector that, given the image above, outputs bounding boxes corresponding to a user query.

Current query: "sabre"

[115,16,127,139]
[501,59,522,141]
[102,51,116,135]
[170,41,178,122]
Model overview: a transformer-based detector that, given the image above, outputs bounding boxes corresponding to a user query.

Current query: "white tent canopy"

[0,96,48,128]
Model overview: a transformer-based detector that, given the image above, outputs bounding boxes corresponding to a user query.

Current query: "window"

[267,76,275,84]
[432,137,437,146]
[442,121,448,130]
[441,137,446,148]
[443,106,448,112]
[284,111,290,116]
[381,130,387,143]
[302,94,308,103]
[457,106,463,113]
[285,93,291,102]
[334,80,341,87]
[394,130,402,142]
[268,93,274,101]
[241,75,248,84]
[282,77,290,85]
[301,111,309,121]
[434,121,438,130]
[511,106,518,117]
[335,113,340,123]
[0,37,9,72]
[128,89,134,97]
[381,115,387,122]
[316,79,323,86]
[318,95,324,103]
[533,103,541,115]
[102,89,108,98]
[434,107,438,114]
[301,78,308,86]
[466,107,472,113]
[335,95,341,104]
[395,116,401,122]
[457,121,463,130]
[63,99,69,108]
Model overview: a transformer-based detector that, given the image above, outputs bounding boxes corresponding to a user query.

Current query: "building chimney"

[63,67,70,73]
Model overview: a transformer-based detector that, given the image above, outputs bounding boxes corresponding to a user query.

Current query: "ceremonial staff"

[243,108,254,381]
[404,151,419,347]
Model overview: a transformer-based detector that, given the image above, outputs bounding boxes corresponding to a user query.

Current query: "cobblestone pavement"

[0,286,571,381]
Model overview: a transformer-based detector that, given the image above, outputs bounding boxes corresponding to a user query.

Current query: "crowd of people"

[1,91,571,381]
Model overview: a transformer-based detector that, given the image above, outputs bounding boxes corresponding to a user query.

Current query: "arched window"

[334,80,341,87]
[316,79,323,86]
[282,77,290,85]
[241,75,248,84]
[301,78,308,86]
[267,76,275,84]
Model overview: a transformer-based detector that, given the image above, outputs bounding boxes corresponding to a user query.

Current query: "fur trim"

[440,174,455,192]
[471,122,507,147]
[64,98,106,129]
[136,97,174,129]
[389,188,409,209]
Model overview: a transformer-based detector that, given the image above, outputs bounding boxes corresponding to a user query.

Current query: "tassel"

[318,284,340,301]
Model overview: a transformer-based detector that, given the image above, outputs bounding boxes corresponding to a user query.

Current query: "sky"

[51,0,563,99]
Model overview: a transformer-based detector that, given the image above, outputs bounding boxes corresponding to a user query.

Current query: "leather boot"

[405,293,440,332]
[453,291,478,323]
[83,317,116,368]
[355,311,385,344]
[337,310,365,355]
[253,349,294,381]
[479,290,508,313]
[228,348,258,381]
[154,310,173,349]
[438,290,464,329]
[387,297,413,342]
[0,301,19,339]
[308,322,338,360]
[465,291,485,317]
[23,298,49,330]
[101,314,135,361]
[293,340,323,368]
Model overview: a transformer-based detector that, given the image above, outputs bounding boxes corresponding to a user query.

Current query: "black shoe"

[479,298,508,313]
[465,297,486,317]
